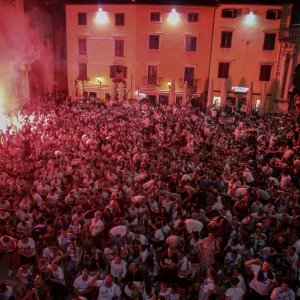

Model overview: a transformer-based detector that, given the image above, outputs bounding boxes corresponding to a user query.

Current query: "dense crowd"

[0,93,299,300]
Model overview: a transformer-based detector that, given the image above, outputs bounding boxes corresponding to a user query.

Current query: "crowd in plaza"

[0,93,299,300]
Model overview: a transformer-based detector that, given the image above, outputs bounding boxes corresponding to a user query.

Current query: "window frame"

[220,31,233,48]
[263,32,276,50]
[148,34,160,50]
[183,66,195,87]
[266,10,281,20]
[110,65,127,79]
[150,12,162,23]
[78,13,87,25]
[218,62,230,79]
[187,12,199,23]
[115,13,125,26]
[78,38,87,55]
[78,62,88,81]
[185,35,197,52]
[221,9,237,18]
[114,39,124,57]
[259,64,272,81]
[147,65,158,85]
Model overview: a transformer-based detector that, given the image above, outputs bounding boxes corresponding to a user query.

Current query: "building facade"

[66,1,296,112]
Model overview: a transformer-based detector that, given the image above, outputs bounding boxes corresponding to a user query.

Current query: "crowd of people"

[0,93,299,300]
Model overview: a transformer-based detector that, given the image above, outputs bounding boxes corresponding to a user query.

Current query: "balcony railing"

[278,27,300,42]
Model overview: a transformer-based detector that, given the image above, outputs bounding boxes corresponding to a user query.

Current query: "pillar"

[283,52,295,100]
[277,53,286,99]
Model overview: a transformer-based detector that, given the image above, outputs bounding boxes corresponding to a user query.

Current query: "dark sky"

[42,0,297,5]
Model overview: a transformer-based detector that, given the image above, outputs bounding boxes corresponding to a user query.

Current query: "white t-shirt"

[18,238,36,257]
[73,275,92,294]
[270,287,295,300]
[154,228,165,241]
[249,264,276,296]
[51,266,65,285]
[185,219,203,234]
[90,218,104,237]
[95,280,121,300]
[110,225,127,237]
[225,287,244,300]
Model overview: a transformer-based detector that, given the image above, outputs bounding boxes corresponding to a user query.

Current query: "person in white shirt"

[245,258,276,298]
[232,268,247,294]
[0,283,14,300]
[90,211,105,248]
[224,250,242,275]
[225,277,245,300]
[49,259,65,285]
[0,234,17,276]
[89,272,122,300]
[270,280,295,300]
[110,255,127,282]
[17,234,36,266]
[73,268,92,298]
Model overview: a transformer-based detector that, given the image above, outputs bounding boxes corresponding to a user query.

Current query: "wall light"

[244,10,256,26]
[95,8,108,24]
[97,76,102,85]
[167,81,172,88]
[168,8,180,25]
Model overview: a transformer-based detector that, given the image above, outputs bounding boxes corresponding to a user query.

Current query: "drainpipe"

[207,3,219,92]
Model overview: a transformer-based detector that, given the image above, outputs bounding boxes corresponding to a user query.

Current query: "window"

[184,67,195,86]
[115,13,125,26]
[263,33,276,50]
[78,63,87,80]
[221,31,233,48]
[259,65,272,81]
[266,10,281,20]
[149,35,160,50]
[221,9,237,18]
[148,66,158,85]
[110,65,127,79]
[78,13,87,25]
[187,12,199,22]
[218,62,230,78]
[150,12,161,22]
[185,36,197,51]
[115,40,124,57]
[78,38,87,55]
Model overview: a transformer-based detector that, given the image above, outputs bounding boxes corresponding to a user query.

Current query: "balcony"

[278,27,300,42]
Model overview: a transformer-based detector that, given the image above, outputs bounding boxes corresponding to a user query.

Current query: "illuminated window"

[78,63,88,80]
[150,12,161,22]
[115,40,124,57]
[259,65,272,81]
[185,36,197,51]
[148,66,158,85]
[266,10,281,20]
[187,12,199,22]
[184,67,195,86]
[110,65,127,79]
[218,62,230,78]
[78,38,87,55]
[78,13,87,25]
[149,35,160,50]
[263,33,276,50]
[221,9,237,18]
[221,31,233,48]
[115,13,125,26]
